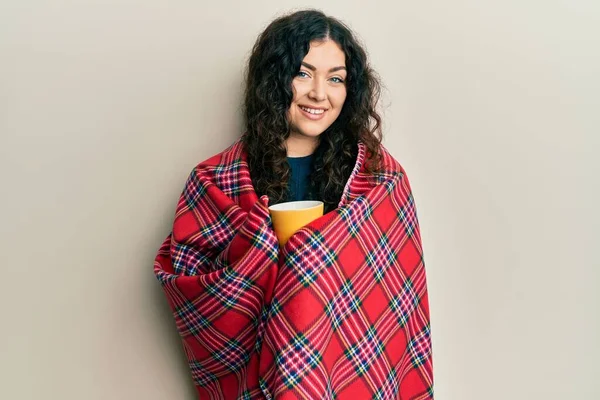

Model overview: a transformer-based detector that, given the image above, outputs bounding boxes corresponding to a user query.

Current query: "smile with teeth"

[300,106,326,115]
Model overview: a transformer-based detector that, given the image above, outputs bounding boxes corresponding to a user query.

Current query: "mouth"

[298,105,328,121]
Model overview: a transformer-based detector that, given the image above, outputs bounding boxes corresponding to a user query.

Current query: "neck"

[285,133,319,157]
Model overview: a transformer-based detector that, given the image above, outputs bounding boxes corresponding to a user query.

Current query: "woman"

[155,9,433,399]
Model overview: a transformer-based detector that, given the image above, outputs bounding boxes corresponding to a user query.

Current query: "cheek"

[286,107,295,124]
[291,80,308,101]
[333,90,347,110]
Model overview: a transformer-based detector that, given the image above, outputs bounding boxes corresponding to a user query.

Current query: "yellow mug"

[268,200,324,246]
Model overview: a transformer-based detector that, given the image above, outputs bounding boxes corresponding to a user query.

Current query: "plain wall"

[1,1,598,399]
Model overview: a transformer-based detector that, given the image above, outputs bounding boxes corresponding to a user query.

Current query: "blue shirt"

[287,154,314,201]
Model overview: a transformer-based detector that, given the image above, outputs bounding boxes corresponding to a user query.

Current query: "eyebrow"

[301,62,346,73]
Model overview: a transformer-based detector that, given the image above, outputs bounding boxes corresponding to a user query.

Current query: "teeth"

[300,106,325,115]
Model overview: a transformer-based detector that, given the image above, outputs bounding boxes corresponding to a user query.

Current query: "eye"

[330,76,345,84]
[297,71,310,78]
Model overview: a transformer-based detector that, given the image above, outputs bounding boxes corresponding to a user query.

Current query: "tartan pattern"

[154,139,433,399]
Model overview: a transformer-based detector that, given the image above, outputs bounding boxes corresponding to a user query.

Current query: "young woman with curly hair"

[242,9,383,213]
[155,9,433,399]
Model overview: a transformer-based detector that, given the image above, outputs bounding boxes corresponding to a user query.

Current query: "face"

[287,40,348,141]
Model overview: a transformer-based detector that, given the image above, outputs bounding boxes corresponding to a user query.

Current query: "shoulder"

[194,139,246,172]
[359,141,407,177]
[378,143,406,175]
[183,138,253,201]
[367,143,417,195]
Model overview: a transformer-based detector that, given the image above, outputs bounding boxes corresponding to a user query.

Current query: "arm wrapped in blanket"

[154,147,280,399]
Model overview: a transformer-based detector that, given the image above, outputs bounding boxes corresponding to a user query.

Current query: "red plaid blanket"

[154,139,433,399]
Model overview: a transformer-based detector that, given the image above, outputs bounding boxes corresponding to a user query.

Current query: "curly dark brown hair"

[242,9,383,213]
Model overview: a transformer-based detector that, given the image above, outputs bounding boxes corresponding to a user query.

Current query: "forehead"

[302,40,346,68]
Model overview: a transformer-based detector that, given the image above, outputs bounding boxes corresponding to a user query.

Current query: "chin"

[298,130,325,138]
[296,124,330,138]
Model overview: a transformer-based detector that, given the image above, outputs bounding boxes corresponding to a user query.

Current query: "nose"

[308,78,326,102]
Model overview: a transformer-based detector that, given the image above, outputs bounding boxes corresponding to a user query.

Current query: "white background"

[1,1,598,398]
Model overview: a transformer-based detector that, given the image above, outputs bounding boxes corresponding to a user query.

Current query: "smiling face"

[286,40,347,155]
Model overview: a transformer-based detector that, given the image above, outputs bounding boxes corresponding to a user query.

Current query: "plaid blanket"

[154,139,433,399]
